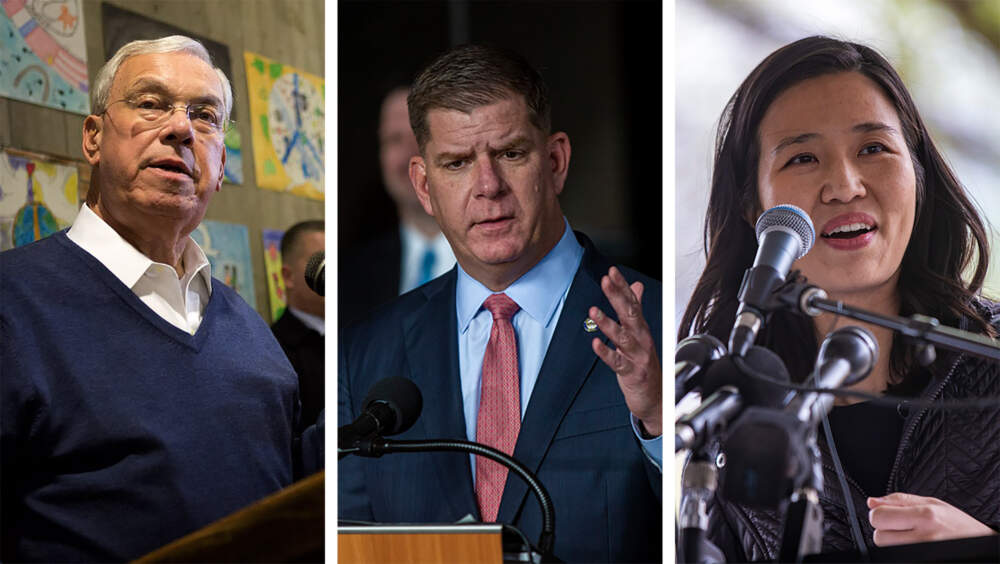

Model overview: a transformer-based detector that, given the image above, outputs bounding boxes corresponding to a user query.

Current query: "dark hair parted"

[280,220,325,263]
[407,44,551,151]
[679,35,993,386]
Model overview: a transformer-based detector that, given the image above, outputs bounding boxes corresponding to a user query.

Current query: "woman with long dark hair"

[680,36,1000,560]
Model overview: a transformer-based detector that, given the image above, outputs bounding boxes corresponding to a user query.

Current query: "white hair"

[92,35,233,123]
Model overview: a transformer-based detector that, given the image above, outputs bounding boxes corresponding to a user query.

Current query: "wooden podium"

[137,471,325,562]
[338,524,505,564]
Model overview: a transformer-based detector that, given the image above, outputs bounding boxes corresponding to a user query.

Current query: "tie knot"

[483,293,519,321]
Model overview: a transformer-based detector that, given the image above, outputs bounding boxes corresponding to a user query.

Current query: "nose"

[474,155,505,198]
[820,156,866,203]
[158,107,195,147]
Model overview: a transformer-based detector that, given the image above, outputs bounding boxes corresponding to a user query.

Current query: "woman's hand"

[867,492,997,546]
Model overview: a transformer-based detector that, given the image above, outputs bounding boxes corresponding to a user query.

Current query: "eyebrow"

[433,135,533,165]
[124,77,223,108]
[770,121,901,155]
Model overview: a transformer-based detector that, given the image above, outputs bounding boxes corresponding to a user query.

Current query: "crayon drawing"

[191,220,257,312]
[261,228,287,322]
[0,150,80,251]
[1,0,89,114]
[244,51,324,200]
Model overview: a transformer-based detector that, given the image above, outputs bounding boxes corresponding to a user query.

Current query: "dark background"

[338,0,661,278]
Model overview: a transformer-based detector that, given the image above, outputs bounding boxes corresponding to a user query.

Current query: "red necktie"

[475,293,521,522]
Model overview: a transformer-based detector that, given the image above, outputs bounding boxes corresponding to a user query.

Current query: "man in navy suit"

[338,45,662,563]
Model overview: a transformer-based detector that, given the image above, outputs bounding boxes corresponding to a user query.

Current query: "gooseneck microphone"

[304,251,325,296]
[729,205,815,357]
[338,376,422,455]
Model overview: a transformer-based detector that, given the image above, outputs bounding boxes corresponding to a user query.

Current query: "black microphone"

[675,334,727,403]
[729,205,815,357]
[675,346,791,453]
[785,325,877,427]
[338,377,422,454]
[720,326,877,508]
[304,251,325,296]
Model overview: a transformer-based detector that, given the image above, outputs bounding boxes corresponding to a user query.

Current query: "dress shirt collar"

[67,204,212,292]
[287,306,326,336]
[456,217,582,333]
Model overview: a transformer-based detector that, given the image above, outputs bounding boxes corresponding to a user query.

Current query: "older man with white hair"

[0,36,298,561]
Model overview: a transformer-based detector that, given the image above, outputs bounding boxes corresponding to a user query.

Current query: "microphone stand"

[775,279,1000,362]
[678,448,717,564]
[777,428,824,563]
[343,436,557,560]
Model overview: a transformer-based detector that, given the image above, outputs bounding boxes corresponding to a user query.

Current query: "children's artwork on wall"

[100,3,243,185]
[244,51,324,201]
[1,0,89,114]
[0,149,80,251]
[190,220,257,311]
[261,228,287,322]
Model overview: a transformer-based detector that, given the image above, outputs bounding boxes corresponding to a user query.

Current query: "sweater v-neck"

[55,232,221,351]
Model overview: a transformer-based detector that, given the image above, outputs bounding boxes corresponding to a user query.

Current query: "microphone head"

[362,377,423,435]
[304,251,325,296]
[676,334,727,366]
[817,325,877,386]
[701,346,790,408]
[755,204,815,261]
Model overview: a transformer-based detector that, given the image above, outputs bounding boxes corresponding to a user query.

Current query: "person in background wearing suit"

[1,36,296,561]
[271,219,325,431]
[339,87,455,328]
[338,45,662,563]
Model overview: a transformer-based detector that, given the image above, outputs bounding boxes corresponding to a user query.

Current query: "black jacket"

[707,299,1000,562]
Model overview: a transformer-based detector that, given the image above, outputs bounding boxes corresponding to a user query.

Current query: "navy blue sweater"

[1,232,298,562]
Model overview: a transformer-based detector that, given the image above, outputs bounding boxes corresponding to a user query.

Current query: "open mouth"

[822,222,876,240]
[147,161,191,177]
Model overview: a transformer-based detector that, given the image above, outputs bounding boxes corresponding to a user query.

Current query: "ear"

[82,115,102,166]
[547,132,571,196]
[216,147,227,192]
[409,155,435,216]
[281,264,294,288]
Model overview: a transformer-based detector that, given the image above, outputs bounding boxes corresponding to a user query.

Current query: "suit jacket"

[338,232,662,563]
[338,229,402,329]
[271,310,325,431]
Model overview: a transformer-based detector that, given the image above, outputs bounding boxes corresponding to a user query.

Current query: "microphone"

[786,326,877,427]
[675,334,727,403]
[720,326,877,508]
[304,251,325,296]
[338,377,422,454]
[675,346,791,453]
[729,205,815,357]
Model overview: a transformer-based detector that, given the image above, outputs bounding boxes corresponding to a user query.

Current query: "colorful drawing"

[0,150,80,251]
[244,51,324,200]
[100,3,243,185]
[1,0,89,114]
[261,228,287,322]
[190,220,257,311]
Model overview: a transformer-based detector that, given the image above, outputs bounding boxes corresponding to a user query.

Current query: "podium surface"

[339,524,504,564]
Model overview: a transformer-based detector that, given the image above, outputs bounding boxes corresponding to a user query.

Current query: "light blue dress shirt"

[456,219,662,482]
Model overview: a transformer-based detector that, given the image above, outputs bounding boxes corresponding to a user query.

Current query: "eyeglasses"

[104,94,233,134]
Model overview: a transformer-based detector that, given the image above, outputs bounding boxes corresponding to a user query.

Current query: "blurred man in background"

[272,220,325,431]
[339,87,455,327]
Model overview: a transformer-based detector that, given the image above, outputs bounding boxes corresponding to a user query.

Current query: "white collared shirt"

[287,306,325,336]
[67,204,212,334]
[399,223,456,294]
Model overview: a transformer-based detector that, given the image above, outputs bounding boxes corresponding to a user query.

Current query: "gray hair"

[92,35,233,123]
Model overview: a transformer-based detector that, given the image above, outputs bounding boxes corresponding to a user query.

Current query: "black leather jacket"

[707,300,1000,562]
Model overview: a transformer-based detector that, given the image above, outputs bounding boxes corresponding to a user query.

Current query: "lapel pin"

[583,317,598,332]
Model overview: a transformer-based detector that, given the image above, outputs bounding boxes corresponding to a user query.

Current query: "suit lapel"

[496,236,616,524]
[401,271,479,519]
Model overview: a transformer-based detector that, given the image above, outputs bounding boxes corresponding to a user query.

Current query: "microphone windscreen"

[363,377,423,435]
[304,251,325,296]
[755,204,815,260]
[701,346,790,409]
